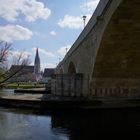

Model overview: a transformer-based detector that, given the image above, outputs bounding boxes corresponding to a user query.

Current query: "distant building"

[42,68,54,83]
[34,48,42,81]
[8,48,42,82]
[8,65,36,82]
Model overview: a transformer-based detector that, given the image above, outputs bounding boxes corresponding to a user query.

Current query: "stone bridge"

[54,0,140,97]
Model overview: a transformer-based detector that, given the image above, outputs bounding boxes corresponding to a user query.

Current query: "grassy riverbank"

[5,83,45,89]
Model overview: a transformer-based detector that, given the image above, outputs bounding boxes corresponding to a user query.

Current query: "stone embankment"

[14,88,50,94]
[0,93,140,111]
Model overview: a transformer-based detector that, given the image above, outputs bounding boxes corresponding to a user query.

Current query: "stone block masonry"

[51,74,89,97]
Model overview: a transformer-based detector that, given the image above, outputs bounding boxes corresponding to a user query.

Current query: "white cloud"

[57,45,71,56]
[8,50,32,66]
[41,63,56,70]
[57,15,83,29]
[57,0,99,29]
[10,50,31,58]
[0,24,33,42]
[0,0,51,22]
[84,14,93,24]
[80,0,100,14]
[57,14,92,29]
[10,50,31,63]
[50,30,56,36]
[32,47,55,57]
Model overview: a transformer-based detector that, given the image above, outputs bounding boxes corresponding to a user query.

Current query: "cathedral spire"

[34,48,40,74]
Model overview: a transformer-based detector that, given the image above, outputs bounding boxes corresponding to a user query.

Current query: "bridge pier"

[51,74,89,97]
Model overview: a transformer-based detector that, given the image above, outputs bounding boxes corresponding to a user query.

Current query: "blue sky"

[0,0,100,70]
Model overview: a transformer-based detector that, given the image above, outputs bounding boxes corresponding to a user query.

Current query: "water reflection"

[51,110,140,138]
[0,108,69,140]
[0,108,140,140]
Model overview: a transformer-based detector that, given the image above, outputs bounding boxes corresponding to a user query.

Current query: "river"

[0,89,140,139]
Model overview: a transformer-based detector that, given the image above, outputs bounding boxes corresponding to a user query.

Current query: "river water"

[0,89,140,139]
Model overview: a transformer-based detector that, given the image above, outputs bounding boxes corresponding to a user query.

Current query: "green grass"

[5,83,45,89]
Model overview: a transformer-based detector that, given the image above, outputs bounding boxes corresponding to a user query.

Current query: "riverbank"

[5,83,45,89]
[0,93,140,111]
[0,94,101,110]
[14,88,48,94]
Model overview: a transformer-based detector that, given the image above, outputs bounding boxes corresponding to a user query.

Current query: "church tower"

[34,48,40,74]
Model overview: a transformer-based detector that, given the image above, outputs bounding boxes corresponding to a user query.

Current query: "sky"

[0,0,100,71]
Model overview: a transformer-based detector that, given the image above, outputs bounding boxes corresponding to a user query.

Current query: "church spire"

[34,48,40,74]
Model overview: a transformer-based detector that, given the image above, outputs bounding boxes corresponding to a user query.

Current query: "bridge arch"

[68,61,76,74]
[59,68,64,74]
[90,0,140,96]
[92,0,140,79]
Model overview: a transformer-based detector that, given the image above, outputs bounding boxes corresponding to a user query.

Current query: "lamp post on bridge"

[59,58,61,63]
[66,47,68,54]
[83,15,86,28]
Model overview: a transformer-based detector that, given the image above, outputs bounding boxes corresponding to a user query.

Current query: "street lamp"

[66,47,68,54]
[83,15,86,28]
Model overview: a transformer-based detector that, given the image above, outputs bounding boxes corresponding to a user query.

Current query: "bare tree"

[0,41,12,64]
[12,51,31,66]
[9,51,31,82]
[0,41,12,84]
[0,42,31,87]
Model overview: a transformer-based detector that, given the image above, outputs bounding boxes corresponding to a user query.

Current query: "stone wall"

[51,74,89,97]
[90,78,140,97]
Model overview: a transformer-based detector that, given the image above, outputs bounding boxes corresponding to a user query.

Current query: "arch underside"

[60,68,63,74]
[68,62,76,74]
[91,0,140,96]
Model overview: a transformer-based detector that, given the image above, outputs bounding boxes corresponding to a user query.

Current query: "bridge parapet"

[57,0,116,68]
